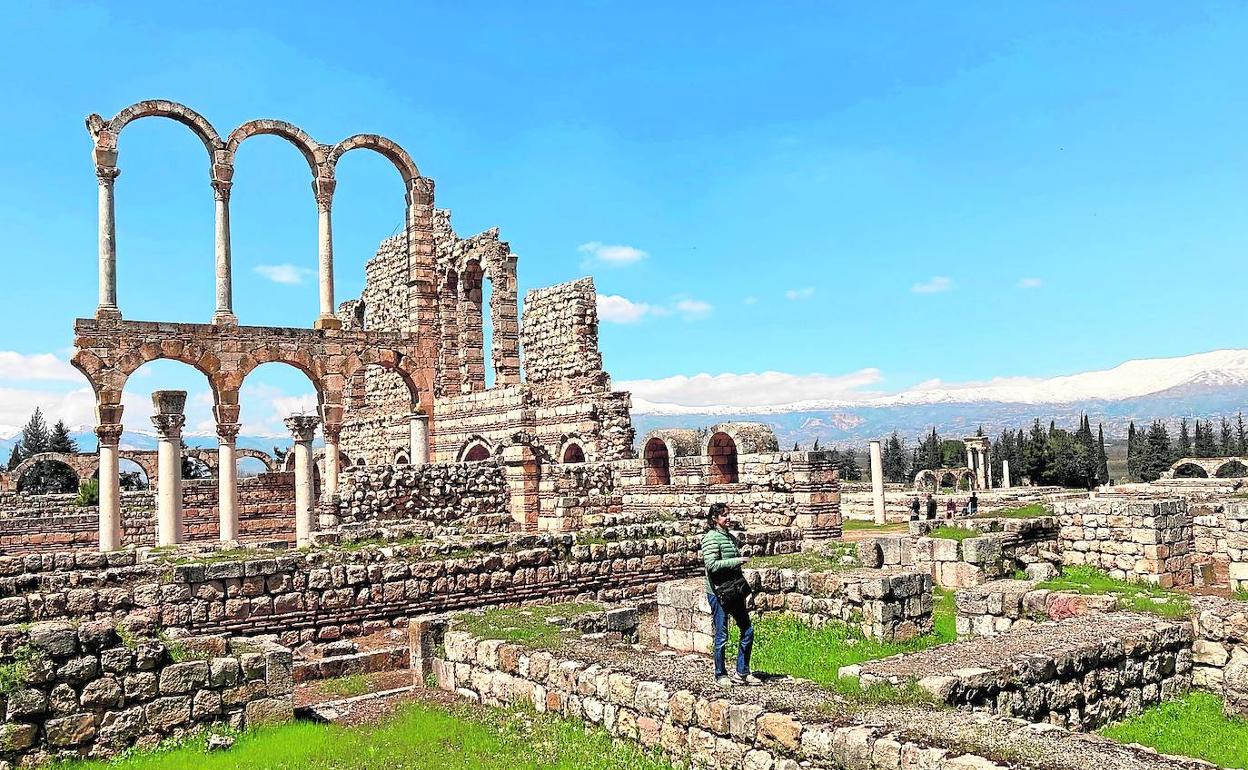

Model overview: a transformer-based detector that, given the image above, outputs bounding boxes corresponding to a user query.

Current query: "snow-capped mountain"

[628,350,1248,447]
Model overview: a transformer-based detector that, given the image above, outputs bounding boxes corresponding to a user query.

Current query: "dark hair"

[707,502,729,525]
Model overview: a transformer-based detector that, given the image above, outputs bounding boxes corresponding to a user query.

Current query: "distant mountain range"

[5,350,1247,464]
[630,350,1248,449]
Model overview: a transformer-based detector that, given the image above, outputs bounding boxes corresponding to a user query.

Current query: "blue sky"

[1,2,1246,436]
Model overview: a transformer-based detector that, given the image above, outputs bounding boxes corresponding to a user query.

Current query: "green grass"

[1100,691,1248,767]
[52,700,673,770]
[745,589,956,701]
[750,551,844,571]
[0,645,42,695]
[841,519,907,532]
[318,674,371,698]
[1038,565,1190,618]
[453,602,603,648]
[982,503,1050,519]
[927,526,978,542]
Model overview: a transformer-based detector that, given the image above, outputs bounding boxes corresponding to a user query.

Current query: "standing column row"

[286,416,320,547]
[151,391,187,547]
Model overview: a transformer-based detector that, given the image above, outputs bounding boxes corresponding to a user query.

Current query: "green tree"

[1221,417,1235,456]
[1238,412,1247,456]
[1022,419,1049,485]
[881,431,909,483]
[1195,419,1217,458]
[1127,421,1139,481]
[1096,423,1110,485]
[14,408,77,494]
[839,447,862,481]
[1177,419,1192,458]
[1140,421,1173,482]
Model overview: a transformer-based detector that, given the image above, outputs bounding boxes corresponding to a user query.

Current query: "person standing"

[945,498,956,519]
[925,494,937,520]
[909,496,921,520]
[701,502,761,687]
[969,491,979,516]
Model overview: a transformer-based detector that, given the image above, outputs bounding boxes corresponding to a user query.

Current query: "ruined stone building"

[0,99,840,553]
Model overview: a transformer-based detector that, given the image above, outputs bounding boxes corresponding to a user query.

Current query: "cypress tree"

[1096,423,1109,485]
[1142,420,1173,481]
[1221,417,1235,456]
[1238,412,1247,456]
[1177,419,1192,458]
[1127,421,1138,481]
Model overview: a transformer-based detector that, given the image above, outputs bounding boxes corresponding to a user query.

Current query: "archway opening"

[117,458,149,491]
[1173,463,1210,479]
[16,459,79,495]
[238,361,322,468]
[562,443,586,464]
[643,438,671,486]
[181,454,213,480]
[236,456,269,479]
[708,432,738,485]
[330,147,410,309]
[956,473,974,491]
[463,443,491,463]
[939,472,958,492]
[460,260,487,392]
[394,451,410,466]
[1217,461,1248,479]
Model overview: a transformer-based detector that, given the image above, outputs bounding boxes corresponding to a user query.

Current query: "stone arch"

[956,469,976,491]
[1216,459,1248,478]
[92,100,224,157]
[460,438,493,463]
[182,449,219,476]
[114,351,226,409]
[328,134,421,185]
[1172,461,1211,479]
[235,448,278,473]
[560,439,587,464]
[702,422,779,456]
[938,471,958,490]
[706,432,739,485]
[394,450,410,465]
[223,119,323,174]
[11,453,84,493]
[342,351,429,415]
[643,436,672,486]
[913,469,937,491]
[117,451,158,485]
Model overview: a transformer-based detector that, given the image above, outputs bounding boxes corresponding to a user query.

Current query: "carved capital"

[150,413,186,439]
[96,165,121,185]
[211,179,232,203]
[216,422,241,442]
[284,415,320,443]
[322,423,343,442]
[95,423,124,447]
[313,175,336,212]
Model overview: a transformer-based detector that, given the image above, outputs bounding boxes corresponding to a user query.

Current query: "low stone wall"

[0,475,297,555]
[853,613,1193,730]
[1056,499,1192,588]
[0,619,292,766]
[656,567,932,652]
[293,646,408,683]
[427,625,1204,770]
[0,528,800,647]
[333,463,509,526]
[855,517,1060,589]
[1191,501,1229,587]
[1222,503,1248,592]
[953,578,1118,638]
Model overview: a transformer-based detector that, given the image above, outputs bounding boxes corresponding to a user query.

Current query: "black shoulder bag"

[712,568,752,605]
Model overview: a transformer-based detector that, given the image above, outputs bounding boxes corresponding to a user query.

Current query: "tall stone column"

[409,412,429,465]
[313,175,341,330]
[217,422,240,541]
[869,439,886,525]
[1002,460,1012,489]
[151,391,188,547]
[96,165,121,319]
[212,179,237,325]
[96,422,124,551]
[285,416,319,546]
[322,423,341,503]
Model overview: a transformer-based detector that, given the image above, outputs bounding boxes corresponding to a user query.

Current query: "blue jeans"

[708,593,753,677]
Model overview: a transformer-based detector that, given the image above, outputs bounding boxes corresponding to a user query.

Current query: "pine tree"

[1074,414,1097,488]
[1238,412,1247,456]
[14,408,64,493]
[812,437,820,451]
[882,431,908,483]
[1141,420,1173,481]
[1126,421,1137,481]
[1196,419,1217,458]
[840,447,861,481]
[1221,417,1235,456]
[1096,423,1109,485]
[1177,419,1192,458]
[44,420,79,493]
[6,440,24,471]
[1023,419,1049,485]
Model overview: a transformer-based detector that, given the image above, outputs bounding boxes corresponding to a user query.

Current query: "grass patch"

[318,673,371,699]
[1100,691,1248,767]
[1038,565,1190,618]
[982,503,1050,519]
[453,602,603,649]
[337,535,424,552]
[750,551,849,571]
[0,645,42,695]
[53,700,673,770]
[927,526,978,542]
[841,519,907,532]
[745,589,956,695]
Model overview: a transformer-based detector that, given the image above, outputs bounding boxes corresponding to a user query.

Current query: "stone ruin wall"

[332,462,509,527]
[0,620,291,767]
[0,475,297,555]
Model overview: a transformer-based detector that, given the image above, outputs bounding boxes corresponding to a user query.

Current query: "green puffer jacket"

[701,526,746,595]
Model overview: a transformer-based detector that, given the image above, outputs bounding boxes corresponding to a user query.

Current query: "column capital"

[216,422,241,442]
[313,175,336,212]
[322,422,342,442]
[96,165,120,185]
[211,178,232,202]
[284,415,320,443]
[151,414,186,439]
[95,423,124,447]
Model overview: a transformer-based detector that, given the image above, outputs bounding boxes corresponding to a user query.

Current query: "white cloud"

[577,241,648,268]
[0,352,83,382]
[784,287,816,301]
[596,294,653,324]
[673,298,713,320]
[254,264,313,285]
[911,276,953,294]
[1017,277,1043,289]
[620,369,886,410]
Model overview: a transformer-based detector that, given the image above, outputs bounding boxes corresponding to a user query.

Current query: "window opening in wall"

[562,443,585,463]
[643,438,671,486]
[707,432,739,484]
